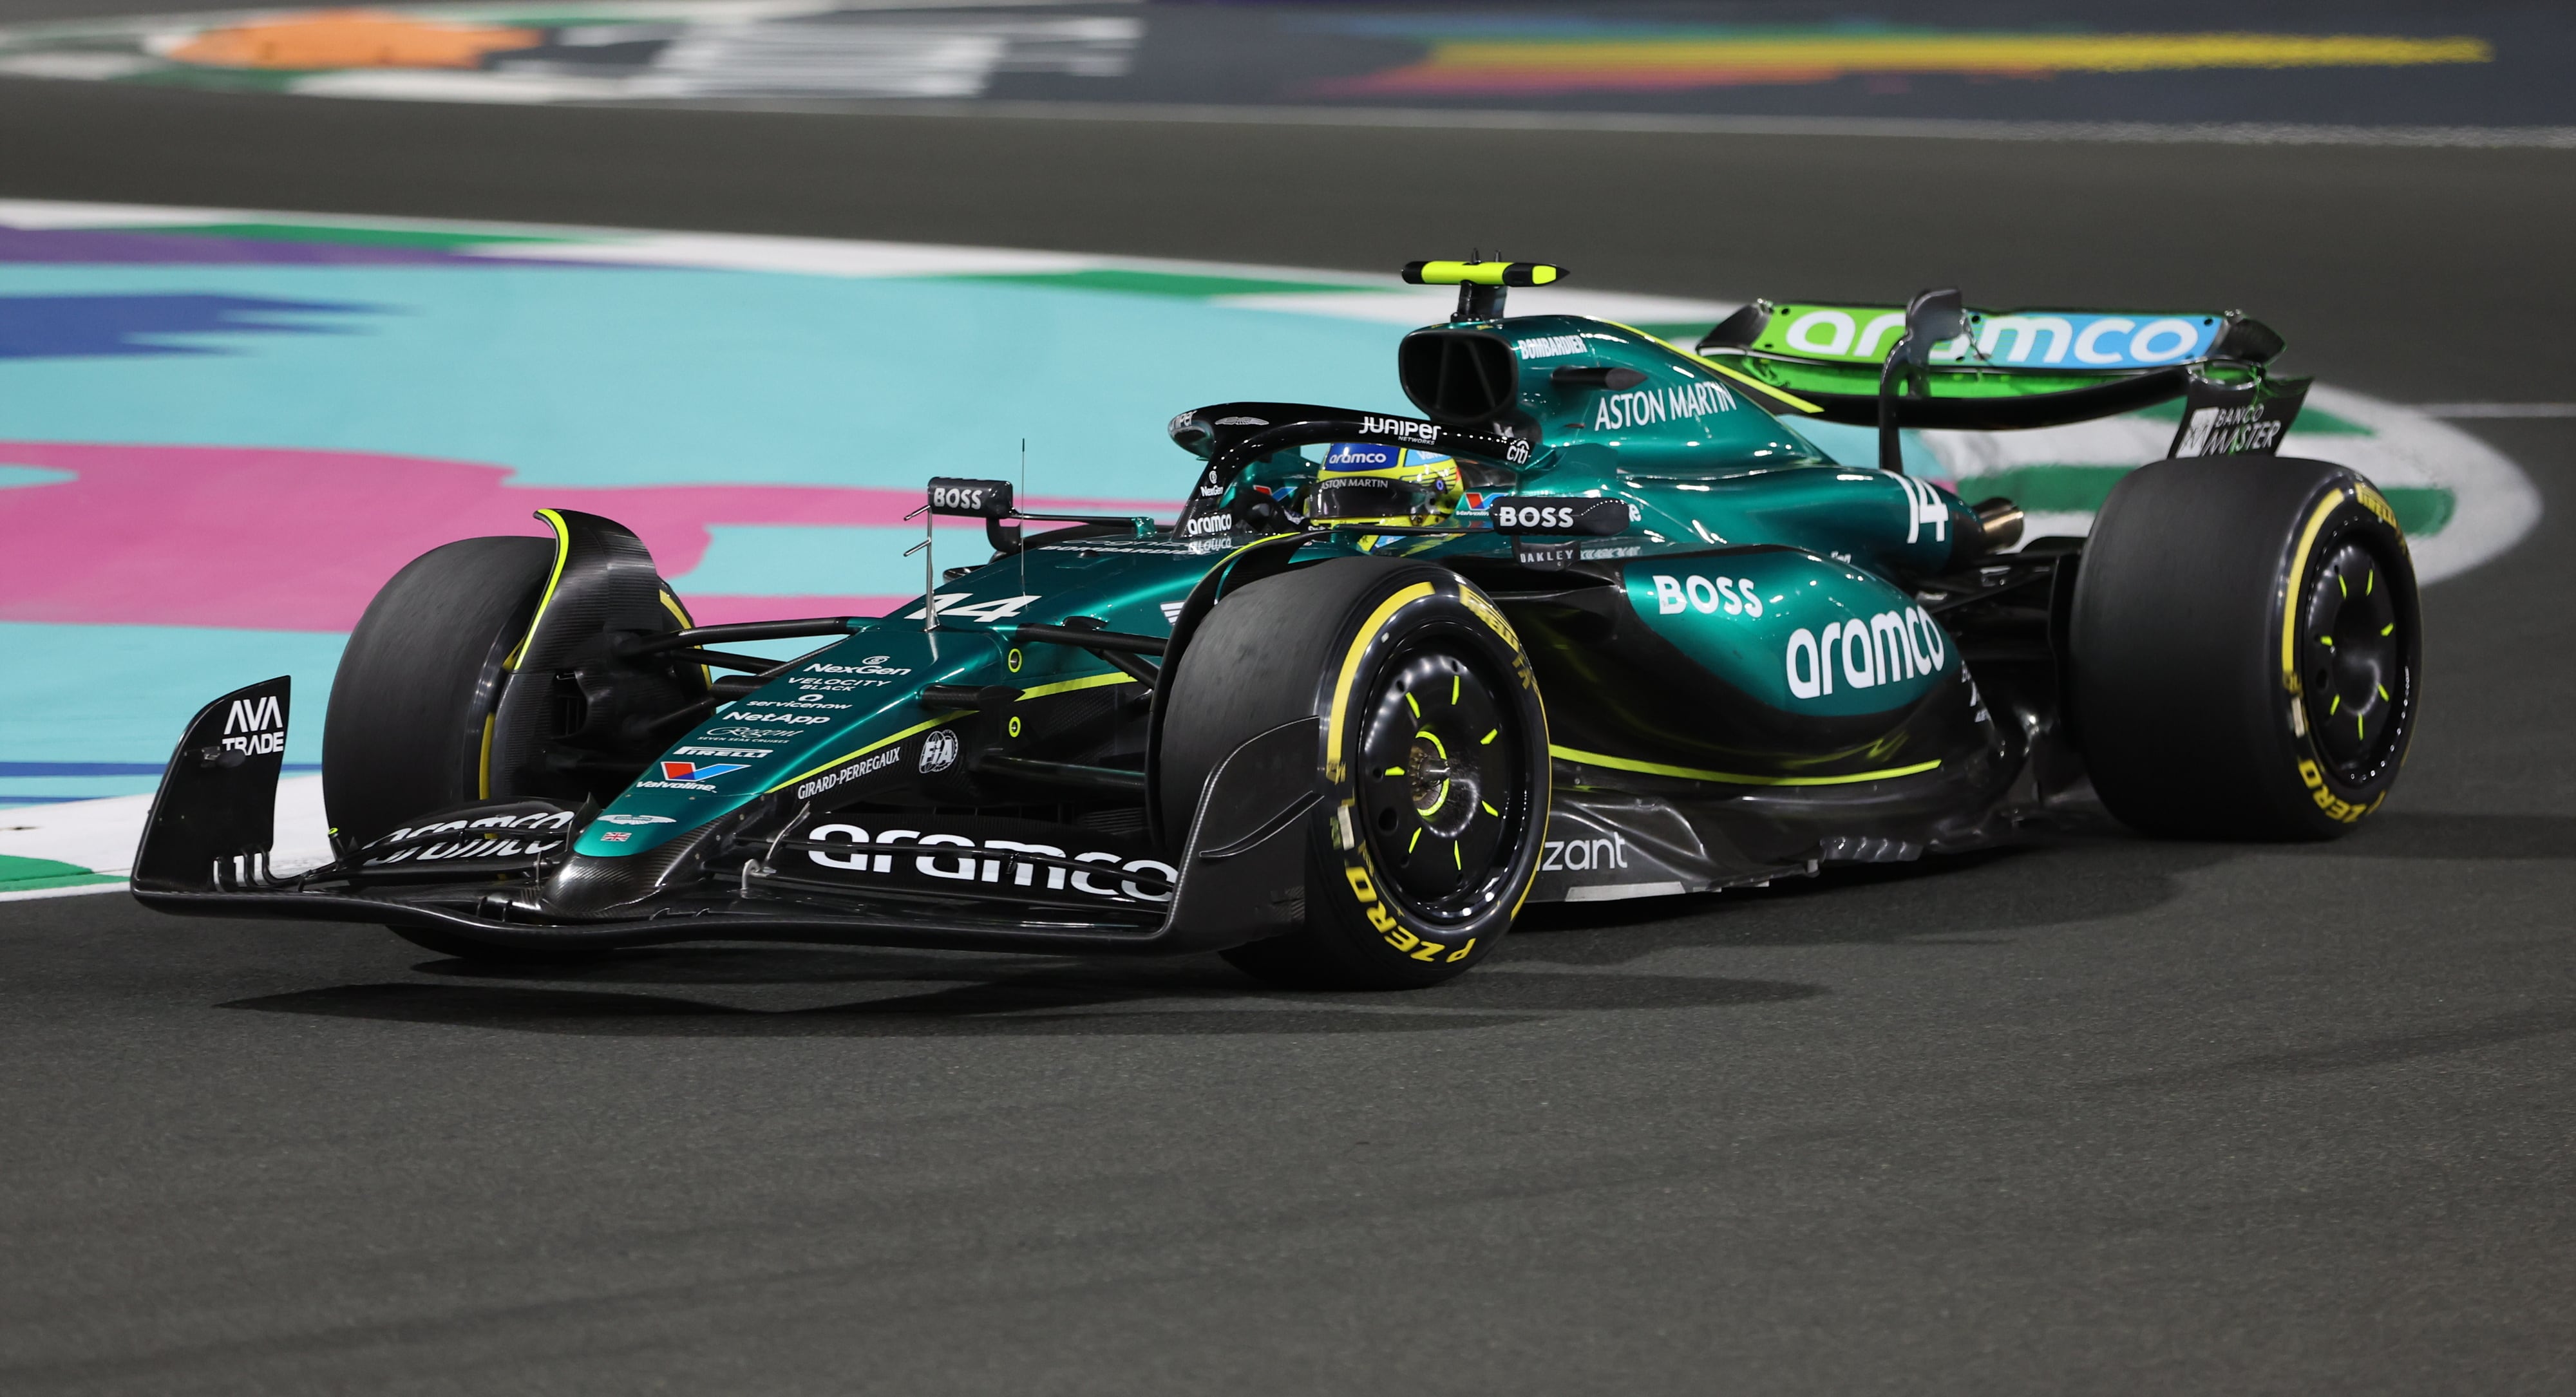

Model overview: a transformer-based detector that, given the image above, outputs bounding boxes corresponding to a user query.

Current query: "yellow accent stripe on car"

[1600,319,1824,415]
[768,713,963,793]
[504,508,574,671]
[476,713,496,800]
[1014,671,1137,701]
[2280,490,2347,693]
[1325,582,1437,780]
[1552,744,1940,786]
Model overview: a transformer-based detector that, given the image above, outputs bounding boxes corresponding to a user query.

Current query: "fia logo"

[658,761,748,782]
[918,729,960,774]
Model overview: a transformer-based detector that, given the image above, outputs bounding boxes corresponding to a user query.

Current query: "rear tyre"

[1159,556,1549,989]
[2069,456,2420,839]
[323,536,582,963]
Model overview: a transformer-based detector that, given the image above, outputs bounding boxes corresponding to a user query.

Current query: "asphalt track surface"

[5,59,2575,1397]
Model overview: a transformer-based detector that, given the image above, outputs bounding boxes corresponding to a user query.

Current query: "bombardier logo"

[218,694,285,755]
[1515,333,1588,360]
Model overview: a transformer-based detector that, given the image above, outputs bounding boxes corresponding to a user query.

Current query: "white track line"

[2413,403,2576,418]
[642,100,2576,150]
[0,775,334,900]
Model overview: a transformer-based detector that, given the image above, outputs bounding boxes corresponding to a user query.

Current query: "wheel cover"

[1354,642,1526,919]
[2298,537,2409,783]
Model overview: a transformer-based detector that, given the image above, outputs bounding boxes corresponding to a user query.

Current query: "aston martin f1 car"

[135,261,2421,988]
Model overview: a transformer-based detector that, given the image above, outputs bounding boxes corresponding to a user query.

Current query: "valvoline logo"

[659,760,748,782]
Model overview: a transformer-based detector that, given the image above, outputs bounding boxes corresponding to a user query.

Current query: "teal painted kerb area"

[0,265,1413,496]
[0,854,120,892]
[0,257,1417,792]
[676,523,994,597]
[0,623,345,802]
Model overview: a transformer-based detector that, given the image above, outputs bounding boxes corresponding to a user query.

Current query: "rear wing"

[1697,299,2288,430]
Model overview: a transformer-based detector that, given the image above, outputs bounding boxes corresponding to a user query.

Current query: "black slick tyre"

[323,536,572,962]
[1159,556,1549,989]
[2069,456,2420,839]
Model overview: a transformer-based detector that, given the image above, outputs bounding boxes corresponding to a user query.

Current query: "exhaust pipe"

[1973,497,2025,553]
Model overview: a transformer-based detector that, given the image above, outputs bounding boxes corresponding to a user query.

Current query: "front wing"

[131,679,1318,956]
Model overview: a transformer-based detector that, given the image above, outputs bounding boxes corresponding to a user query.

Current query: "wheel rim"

[1354,641,1526,921]
[2298,537,2409,783]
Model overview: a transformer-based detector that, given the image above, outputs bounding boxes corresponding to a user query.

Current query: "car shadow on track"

[1504,831,2218,964]
[1501,811,2569,966]
[214,813,2537,1038]
[220,953,1821,1038]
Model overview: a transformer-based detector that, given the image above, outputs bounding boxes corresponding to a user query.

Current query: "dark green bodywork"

[580,310,2000,874]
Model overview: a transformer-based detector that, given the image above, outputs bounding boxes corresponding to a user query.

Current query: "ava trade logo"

[659,760,748,782]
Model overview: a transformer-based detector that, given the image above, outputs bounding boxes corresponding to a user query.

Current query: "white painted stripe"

[632,99,2576,151]
[0,776,336,884]
[0,880,129,903]
[1929,383,2541,585]
[1562,881,1691,903]
[1220,286,1738,328]
[2412,403,2576,419]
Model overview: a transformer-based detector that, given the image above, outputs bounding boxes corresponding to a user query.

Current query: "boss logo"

[926,476,1013,517]
[1490,496,1631,536]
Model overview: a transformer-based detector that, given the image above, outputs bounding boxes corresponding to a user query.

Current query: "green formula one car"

[134,261,2421,988]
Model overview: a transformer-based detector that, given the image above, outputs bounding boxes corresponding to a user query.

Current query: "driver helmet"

[1306,442,1463,527]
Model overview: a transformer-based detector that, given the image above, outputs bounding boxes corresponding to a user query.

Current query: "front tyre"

[2069,456,2421,839]
[1159,556,1549,989]
[322,536,593,965]
[323,536,553,848]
